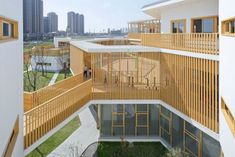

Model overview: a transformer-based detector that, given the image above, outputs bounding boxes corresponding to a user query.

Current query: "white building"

[0,0,24,157]
[219,0,235,156]
[54,37,71,48]
[31,47,70,72]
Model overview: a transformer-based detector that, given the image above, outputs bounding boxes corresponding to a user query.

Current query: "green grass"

[26,116,80,157]
[24,71,54,92]
[24,40,53,53]
[97,142,168,157]
[56,70,73,83]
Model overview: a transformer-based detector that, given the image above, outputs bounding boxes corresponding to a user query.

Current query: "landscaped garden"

[56,70,73,83]
[26,116,80,157]
[83,142,169,157]
[24,71,54,92]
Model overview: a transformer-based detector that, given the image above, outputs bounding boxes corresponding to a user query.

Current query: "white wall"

[0,0,23,157]
[219,0,235,156]
[157,0,218,33]
[31,54,69,72]
[54,37,71,48]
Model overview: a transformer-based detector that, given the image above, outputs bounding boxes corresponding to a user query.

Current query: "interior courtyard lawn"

[97,142,168,157]
[55,70,73,83]
[26,116,80,157]
[24,71,54,92]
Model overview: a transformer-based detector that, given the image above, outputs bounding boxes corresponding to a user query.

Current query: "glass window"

[202,133,221,157]
[185,122,200,138]
[172,114,184,148]
[161,106,171,118]
[193,19,202,33]
[232,20,235,33]
[125,104,135,136]
[113,104,124,113]
[178,22,185,33]
[149,105,159,136]
[172,22,178,33]
[203,18,213,33]
[3,22,9,36]
[185,134,199,156]
[136,104,148,112]
[161,116,170,132]
[112,114,124,126]
[100,105,112,136]
[113,127,123,136]
[161,129,170,144]
[137,114,148,126]
[172,20,185,33]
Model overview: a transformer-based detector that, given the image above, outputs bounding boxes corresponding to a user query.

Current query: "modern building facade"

[23,0,43,40]
[1,0,234,156]
[0,0,24,157]
[67,11,84,35]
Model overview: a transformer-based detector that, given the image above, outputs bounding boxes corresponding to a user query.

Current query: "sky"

[44,0,155,33]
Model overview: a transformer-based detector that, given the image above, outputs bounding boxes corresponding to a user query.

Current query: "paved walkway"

[48,73,59,86]
[48,107,99,157]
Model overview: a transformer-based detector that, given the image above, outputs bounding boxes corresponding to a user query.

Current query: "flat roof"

[70,39,160,53]
[142,0,185,11]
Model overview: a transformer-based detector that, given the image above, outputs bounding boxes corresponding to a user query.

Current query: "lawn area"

[97,142,168,157]
[26,116,80,157]
[24,71,54,92]
[24,40,53,53]
[56,70,73,83]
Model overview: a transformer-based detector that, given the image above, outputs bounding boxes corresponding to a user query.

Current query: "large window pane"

[100,105,112,136]
[161,116,170,132]
[203,18,213,33]
[149,105,159,136]
[113,104,124,113]
[161,106,170,117]
[125,104,135,136]
[185,134,199,156]
[136,104,148,112]
[202,133,221,157]
[172,114,183,148]
[113,127,123,136]
[232,20,235,33]
[161,129,170,144]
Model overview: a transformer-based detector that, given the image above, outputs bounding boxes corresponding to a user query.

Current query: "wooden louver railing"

[24,79,92,149]
[141,33,219,55]
[24,73,84,112]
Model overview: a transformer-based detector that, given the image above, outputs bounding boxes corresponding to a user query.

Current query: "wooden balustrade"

[141,33,219,55]
[24,73,84,112]
[24,79,92,149]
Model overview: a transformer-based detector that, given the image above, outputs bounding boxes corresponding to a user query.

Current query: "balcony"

[141,33,219,55]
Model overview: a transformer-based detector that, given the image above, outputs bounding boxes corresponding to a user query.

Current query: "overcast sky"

[44,0,155,33]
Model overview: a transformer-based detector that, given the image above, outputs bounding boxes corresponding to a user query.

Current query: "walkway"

[48,107,99,157]
[48,73,59,86]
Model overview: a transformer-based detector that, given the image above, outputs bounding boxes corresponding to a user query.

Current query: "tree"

[56,47,70,79]
[24,46,47,92]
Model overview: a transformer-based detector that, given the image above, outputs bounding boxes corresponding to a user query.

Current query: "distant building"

[67,11,84,35]
[43,17,49,33]
[47,12,58,33]
[23,0,44,40]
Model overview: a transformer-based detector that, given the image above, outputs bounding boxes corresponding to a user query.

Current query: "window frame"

[191,16,218,33]
[171,19,186,33]
[0,16,18,42]
[221,17,235,36]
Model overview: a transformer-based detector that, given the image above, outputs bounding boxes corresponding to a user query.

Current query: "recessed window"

[191,16,218,33]
[222,17,235,36]
[171,19,186,33]
[0,16,18,41]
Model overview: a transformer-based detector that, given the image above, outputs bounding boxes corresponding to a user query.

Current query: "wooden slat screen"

[24,80,92,149]
[141,33,219,55]
[24,73,84,111]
